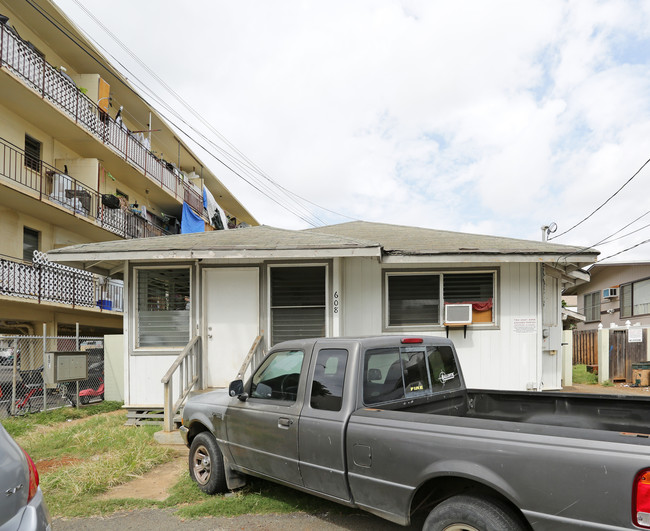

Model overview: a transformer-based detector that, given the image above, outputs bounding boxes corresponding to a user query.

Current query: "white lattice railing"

[0,251,123,312]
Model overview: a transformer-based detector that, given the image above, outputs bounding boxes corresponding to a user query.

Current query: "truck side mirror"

[229,379,247,401]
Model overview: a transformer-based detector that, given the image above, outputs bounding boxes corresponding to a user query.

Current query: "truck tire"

[423,494,524,531]
[189,432,227,494]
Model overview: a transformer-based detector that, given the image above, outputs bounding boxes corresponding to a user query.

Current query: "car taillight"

[634,468,650,528]
[401,338,423,344]
[21,448,39,502]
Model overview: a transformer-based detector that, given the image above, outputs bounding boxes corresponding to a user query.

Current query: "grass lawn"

[1,404,353,519]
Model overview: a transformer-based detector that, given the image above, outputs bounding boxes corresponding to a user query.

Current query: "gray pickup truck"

[180,336,650,530]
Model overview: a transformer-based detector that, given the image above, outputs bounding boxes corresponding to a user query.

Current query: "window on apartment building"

[620,279,650,318]
[136,268,190,348]
[270,266,326,346]
[22,227,39,262]
[584,291,601,322]
[24,135,42,172]
[386,271,495,328]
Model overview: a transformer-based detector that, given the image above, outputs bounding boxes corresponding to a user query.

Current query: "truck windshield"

[363,345,460,405]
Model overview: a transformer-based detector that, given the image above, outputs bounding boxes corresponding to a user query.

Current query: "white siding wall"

[129,354,178,405]
[341,259,541,391]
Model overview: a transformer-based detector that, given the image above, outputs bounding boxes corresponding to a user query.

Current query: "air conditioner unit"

[444,304,473,325]
[602,287,618,299]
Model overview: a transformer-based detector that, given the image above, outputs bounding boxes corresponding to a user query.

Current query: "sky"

[52,0,650,262]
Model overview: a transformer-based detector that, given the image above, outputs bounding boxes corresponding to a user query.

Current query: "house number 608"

[333,291,339,313]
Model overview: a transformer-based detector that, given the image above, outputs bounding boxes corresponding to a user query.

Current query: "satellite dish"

[547,222,557,234]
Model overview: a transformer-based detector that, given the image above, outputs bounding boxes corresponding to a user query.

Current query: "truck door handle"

[278,417,293,428]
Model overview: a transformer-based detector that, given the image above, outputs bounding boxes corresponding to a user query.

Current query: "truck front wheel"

[189,432,227,494]
[423,494,524,531]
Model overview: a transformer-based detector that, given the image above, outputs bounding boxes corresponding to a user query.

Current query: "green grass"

[1,401,123,438]
[2,404,349,519]
[572,364,599,385]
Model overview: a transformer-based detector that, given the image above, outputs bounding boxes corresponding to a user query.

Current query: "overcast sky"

[53,0,650,261]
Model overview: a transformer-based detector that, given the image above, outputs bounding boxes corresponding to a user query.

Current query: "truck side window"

[427,346,461,391]
[311,349,348,411]
[363,348,405,404]
[250,349,304,401]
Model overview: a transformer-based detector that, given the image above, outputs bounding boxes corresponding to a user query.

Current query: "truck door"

[225,349,305,486]
[298,344,355,501]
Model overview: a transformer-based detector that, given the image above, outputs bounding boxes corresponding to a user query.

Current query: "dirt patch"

[36,456,82,473]
[99,447,188,501]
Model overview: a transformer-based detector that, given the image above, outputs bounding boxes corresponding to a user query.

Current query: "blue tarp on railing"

[181,202,205,234]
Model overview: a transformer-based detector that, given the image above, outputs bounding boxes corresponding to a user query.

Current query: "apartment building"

[0,0,256,336]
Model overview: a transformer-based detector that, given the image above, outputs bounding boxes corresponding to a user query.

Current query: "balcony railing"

[0,22,204,214]
[0,137,173,239]
[0,251,123,312]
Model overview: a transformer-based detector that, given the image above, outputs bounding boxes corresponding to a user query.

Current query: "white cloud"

[55,0,650,260]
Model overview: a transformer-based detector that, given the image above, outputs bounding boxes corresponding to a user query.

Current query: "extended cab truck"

[180,336,650,530]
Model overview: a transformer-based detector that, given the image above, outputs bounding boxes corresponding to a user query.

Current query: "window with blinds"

[583,291,601,322]
[137,268,190,348]
[387,274,440,326]
[386,271,495,327]
[270,266,326,345]
[621,279,650,318]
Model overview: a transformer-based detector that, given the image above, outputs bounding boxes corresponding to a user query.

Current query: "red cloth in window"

[445,298,492,311]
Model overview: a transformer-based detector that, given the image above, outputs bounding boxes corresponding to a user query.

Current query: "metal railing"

[161,335,201,431]
[0,23,204,214]
[0,137,172,238]
[0,251,123,312]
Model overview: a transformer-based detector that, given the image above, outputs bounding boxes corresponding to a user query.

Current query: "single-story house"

[48,221,598,424]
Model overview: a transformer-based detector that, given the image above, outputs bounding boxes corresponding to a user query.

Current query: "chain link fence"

[0,335,104,417]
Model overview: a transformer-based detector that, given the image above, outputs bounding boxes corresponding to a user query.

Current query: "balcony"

[0,23,203,215]
[0,137,173,239]
[0,251,123,312]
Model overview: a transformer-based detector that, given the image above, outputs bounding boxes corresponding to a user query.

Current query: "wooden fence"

[573,329,598,366]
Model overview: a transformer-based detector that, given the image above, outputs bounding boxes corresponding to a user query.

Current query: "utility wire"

[55,0,353,226]
[598,237,650,263]
[29,0,337,227]
[549,155,650,240]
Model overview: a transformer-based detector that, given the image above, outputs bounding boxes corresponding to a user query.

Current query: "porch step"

[125,408,164,426]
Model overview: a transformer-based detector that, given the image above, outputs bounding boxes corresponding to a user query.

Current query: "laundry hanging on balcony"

[202,185,228,230]
[181,202,205,234]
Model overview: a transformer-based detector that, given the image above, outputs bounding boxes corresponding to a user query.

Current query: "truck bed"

[396,389,650,435]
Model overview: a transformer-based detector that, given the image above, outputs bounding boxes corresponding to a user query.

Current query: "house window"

[23,227,39,262]
[386,271,495,328]
[136,268,190,348]
[24,135,41,172]
[270,266,326,345]
[621,279,650,318]
[584,291,601,322]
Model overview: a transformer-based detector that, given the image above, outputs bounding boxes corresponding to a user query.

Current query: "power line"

[549,155,650,240]
[598,237,650,263]
[57,0,354,226]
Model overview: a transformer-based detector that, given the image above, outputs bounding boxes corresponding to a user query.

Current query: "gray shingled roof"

[307,221,597,256]
[47,221,598,263]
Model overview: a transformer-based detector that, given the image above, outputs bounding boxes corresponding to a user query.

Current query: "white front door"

[204,268,259,388]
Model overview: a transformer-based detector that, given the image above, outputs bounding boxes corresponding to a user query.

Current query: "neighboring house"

[564,262,650,331]
[48,221,598,424]
[0,1,255,337]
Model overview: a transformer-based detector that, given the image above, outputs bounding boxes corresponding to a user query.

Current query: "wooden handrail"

[237,332,264,380]
[162,335,200,384]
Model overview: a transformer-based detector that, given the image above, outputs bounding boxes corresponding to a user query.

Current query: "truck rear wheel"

[423,494,523,531]
[189,432,227,494]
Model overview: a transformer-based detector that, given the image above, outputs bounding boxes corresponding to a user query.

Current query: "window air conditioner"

[444,304,473,325]
[602,288,618,299]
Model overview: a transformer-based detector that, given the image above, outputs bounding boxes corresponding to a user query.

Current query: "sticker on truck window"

[438,371,456,384]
